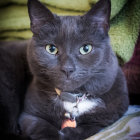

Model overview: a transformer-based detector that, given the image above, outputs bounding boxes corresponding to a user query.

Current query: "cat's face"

[27,0,111,92]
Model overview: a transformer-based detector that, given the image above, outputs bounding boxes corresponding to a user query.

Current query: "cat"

[18,0,129,139]
[0,0,129,139]
[0,40,31,139]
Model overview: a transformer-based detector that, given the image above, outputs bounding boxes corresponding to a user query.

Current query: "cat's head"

[27,0,113,92]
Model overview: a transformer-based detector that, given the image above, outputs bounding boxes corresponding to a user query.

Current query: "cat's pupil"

[49,45,56,52]
[83,45,89,52]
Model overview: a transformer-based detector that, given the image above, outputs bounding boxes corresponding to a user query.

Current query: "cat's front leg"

[59,124,103,140]
[19,112,59,140]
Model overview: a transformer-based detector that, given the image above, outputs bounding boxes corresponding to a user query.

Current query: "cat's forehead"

[39,15,83,41]
[58,16,81,36]
[60,16,80,29]
[39,15,104,46]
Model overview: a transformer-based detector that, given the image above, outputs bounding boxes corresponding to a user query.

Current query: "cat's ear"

[28,0,54,34]
[84,0,111,31]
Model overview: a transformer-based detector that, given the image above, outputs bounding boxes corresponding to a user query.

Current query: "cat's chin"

[55,80,80,92]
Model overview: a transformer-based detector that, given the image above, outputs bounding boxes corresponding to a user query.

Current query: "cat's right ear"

[28,0,54,34]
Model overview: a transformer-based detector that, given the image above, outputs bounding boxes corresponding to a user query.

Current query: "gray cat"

[0,0,129,139]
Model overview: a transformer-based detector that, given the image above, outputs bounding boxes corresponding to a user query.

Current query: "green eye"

[45,44,58,55]
[80,45,93,55]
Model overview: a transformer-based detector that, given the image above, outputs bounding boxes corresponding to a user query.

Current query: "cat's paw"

[59,127,78,140]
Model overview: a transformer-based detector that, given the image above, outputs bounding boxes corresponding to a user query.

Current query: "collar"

[55,88,84,103]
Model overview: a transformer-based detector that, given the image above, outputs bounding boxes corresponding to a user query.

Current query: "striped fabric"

[87,106,140,140]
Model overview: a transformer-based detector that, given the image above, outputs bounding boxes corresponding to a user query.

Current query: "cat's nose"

[61,66,75,78]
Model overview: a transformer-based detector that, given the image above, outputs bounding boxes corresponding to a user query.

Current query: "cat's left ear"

[83,0,111,31]
[28,0,54,34]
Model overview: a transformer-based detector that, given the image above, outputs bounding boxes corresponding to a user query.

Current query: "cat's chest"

[54,89,105,118]
[62,97,103,118]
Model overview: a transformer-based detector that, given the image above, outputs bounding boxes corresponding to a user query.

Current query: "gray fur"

[0,0,129,139]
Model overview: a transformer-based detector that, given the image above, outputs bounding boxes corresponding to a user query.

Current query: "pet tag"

[61,119,76,129]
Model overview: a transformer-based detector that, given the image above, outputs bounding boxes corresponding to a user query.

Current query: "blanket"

[122,32,140,104]
[0,0,140,63]
[0,0,127,18]
[86,105,140,140]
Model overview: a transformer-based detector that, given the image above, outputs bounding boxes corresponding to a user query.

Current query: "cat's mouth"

[54,75,88,92]
[56,82,73,91]
[55,79,75,91]
[55,80,82,92]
